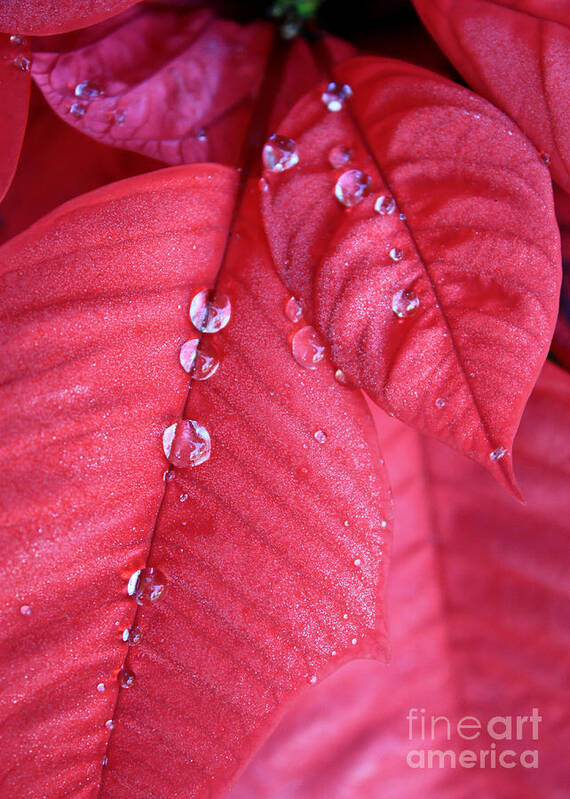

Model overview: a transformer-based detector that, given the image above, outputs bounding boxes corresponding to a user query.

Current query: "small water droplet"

[96,683,105,693]
[127,567,167,605]
[380,519,387,528]
[179,492,188,502]
[351,637,357,645]
[343,520,349,527]
[68,102,86,118]
[262,134,299,172]
[353,558,361,567]
[163,469,175,482]
[258,177,268,193]
[435,397,447,409]
[189,289,231,333]
[19,605,31,616]
[334,368,349,386]
[9,34,27,46]
[196,128,208,142]
[334,169,371,207]
[291,326,325,369]
[118,668,135,688]
[331,650,337,656]
[342,613,349,620]
[105,720,115,731]
[374,194,396,215]
[13,54,31,72]
[321,81,352,112]
[540,151,551,165]
[122,626,142,645]
[489,446,507,461]
[179,338,221,380]
[389,247,403,262]
[284,296,303,323]
[163,419,211,467]
[392,288,420,318]
[308,674,317,685]
[313,429,327,444]
[328,144,352,168]
[399,212,407,220]
[74,80,100,99]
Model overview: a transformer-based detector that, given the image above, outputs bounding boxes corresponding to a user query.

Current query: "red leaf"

[412,0,570,192]
[0,167,391,797]
[0,34,31,203]
[230,361,570,798]
[31,6,355,167]
[0,0,138,37]
[0,85,162,245]
[261,55,561,493]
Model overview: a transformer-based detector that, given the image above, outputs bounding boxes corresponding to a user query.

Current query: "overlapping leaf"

[230,361,570,799]
[0,34,31,203]
[261,55,561,492]
[31,5,355,167]
[0,166,391,798]
[412,0,570,191]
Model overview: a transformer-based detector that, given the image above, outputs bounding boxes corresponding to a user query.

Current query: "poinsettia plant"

[0,1,568,797]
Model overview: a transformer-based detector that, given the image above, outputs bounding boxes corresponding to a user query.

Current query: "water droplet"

[334,169,371,207]
[96,683,105,693]
[374,194,396,215]
[284,296,303,324]
[380,519,387,528]
[489,446,507,462]
[189,289,231,333]
[262,134,299,172]
[162,419,211,467]
[291,326,325,369]
[163,469,174,482]
[74,80,100,99]
[321,81,352,112]
[353,558,361,567]
[196,128,208,142]
[342,613,349,620]
[392,289,420,318]
[331,650,337,657]
[105,720,115,731]
[179,492,188,502]
[343,520,349,527]
[179,338,221,380]
[399,212,407,220]
[127,567,167,605]
[102,756,108,767]
[540,151,551,165]
[308,674,317,685]
[9,34,27,46]
[122,626,142,645]
[258,177,268,193]
[314,429,327,444]
[118,668,134,688]
[110,108,126,125]
[435,397,447,408]
[13,54,31,72]
[351,637,357,645]
[334,368,349,385]
[328,144,352,168]
[19,605,31,616]
[68,102,86,118]
[389,247,403,262]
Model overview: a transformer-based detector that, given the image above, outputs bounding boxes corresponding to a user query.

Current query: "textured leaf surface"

[0,0,138,36]
[0,167,391,798]
[261,55,561,491]
[230,361,570,799]
[412,0,570,192]
[0,34,31,203]
[31,6,355,168]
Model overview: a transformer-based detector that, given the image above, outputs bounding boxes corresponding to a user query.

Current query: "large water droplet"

[189,289,231,333]
[179,338,220,380]
[392,289,420,318]
[118,668,135,688]
[68,102,86,118]
[328,145,352,168]
[374,194,396,215]
[291,326,325,369]
[489,446,507,461]
[389,247,403,262]
[127,567,167,605]
[262,134,299,172]
[13,54,31,72]
[284,296,303,323]
[314,429,327,444]
[162,419,211,467]
[334,169,371,207]
[74,80,101,99]
[321,82,352,111]
[122,626,142,645]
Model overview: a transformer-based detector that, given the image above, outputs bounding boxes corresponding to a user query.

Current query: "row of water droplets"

[8,35,31,72]
[260,81,510,462]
